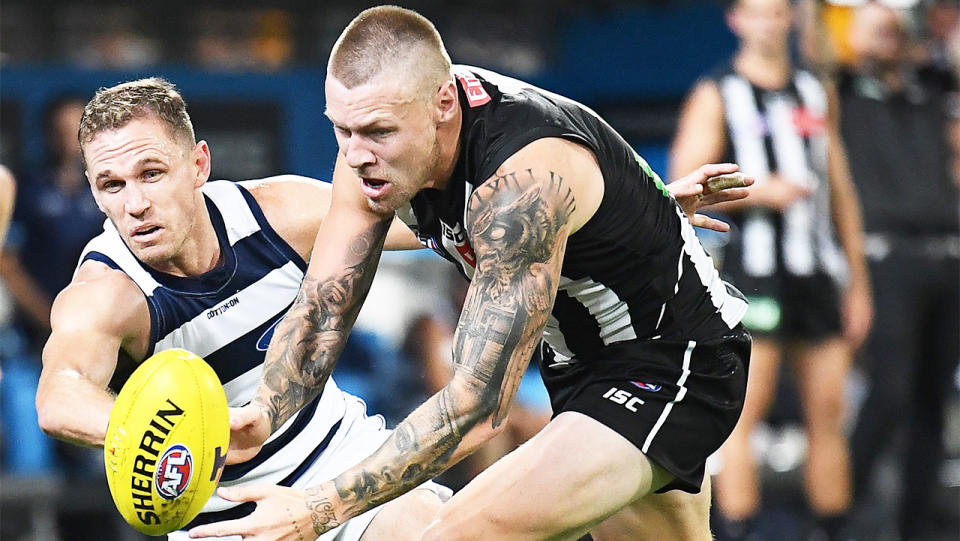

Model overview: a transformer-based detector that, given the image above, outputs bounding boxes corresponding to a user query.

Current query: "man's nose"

[343,135,376,169]
[124,183,151,216]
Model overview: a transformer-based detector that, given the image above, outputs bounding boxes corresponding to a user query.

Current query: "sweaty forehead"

[84,119,184,171]
[324,72,422,125]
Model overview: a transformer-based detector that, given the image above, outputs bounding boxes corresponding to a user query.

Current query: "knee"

[806,390,846,430]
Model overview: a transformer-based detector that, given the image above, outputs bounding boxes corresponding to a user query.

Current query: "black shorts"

[734,272,842,341]
[538,326,751,493]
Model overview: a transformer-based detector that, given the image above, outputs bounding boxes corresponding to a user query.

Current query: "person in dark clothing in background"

[838,4,960,541]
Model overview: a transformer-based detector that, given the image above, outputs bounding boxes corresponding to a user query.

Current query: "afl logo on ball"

[155,444,193,500]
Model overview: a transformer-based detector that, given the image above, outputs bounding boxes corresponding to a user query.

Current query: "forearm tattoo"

[305,486,341,536]
[257,219,391,431]
[331,168,575,519]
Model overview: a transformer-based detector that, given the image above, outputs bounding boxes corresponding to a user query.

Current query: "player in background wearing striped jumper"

[670,0,872,539]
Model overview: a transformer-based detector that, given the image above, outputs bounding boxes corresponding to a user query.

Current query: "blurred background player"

[669,0,872,539]
[34,78,447,541]
[834,4,960,540]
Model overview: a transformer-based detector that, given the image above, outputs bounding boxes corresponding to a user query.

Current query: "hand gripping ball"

[104,348,229,535]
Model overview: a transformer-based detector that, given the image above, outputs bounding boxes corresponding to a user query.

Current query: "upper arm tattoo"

[316,170,576,523]
[456,169,575,425]
[257,219,391,431]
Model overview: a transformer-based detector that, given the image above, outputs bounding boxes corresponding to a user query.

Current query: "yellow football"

[104,348,229,536]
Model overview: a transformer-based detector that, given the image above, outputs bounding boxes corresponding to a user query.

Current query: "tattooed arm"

[189,165,578,540]
[315,167,575,530]
[223,158,394,466]
[188,138,599,540]
[255,216,389,432]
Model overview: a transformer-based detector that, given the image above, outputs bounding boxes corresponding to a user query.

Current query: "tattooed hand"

[187,483,339,540]
[305,485,342,535]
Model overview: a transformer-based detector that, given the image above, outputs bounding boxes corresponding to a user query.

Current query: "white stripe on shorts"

[642,340,696,454]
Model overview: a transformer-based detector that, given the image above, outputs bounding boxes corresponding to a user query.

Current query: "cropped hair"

[328,5,451,91]
[78,77,195,154]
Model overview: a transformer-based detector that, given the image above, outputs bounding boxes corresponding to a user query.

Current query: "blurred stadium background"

[0,1,956,540]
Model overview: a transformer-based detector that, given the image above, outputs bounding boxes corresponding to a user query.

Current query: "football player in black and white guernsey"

[195,6,755,541]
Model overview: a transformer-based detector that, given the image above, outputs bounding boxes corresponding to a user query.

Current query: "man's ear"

[193,140,211,188]
[436,79,459,123]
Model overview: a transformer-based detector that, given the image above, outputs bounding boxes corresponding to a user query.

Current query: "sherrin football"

[104,348,229,536]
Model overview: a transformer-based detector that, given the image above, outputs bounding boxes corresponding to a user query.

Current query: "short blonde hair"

[79,77,195,158]
[328,6,452,95]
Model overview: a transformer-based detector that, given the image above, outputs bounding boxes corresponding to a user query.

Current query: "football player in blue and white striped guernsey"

[35,77,450,541]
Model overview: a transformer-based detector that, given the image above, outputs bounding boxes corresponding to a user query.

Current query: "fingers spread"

[705,172,750,194]
[700,187,750,206]
[690,214,730,232]
[698,163,739,180]
[667,181,703,197]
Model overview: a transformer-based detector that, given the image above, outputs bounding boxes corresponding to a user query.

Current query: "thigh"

[740,337,782,420]
[590,474,712,541]
[424,412,665,541]
[790,337,852,416]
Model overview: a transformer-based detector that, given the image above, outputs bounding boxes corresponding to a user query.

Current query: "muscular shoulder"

[53,260,150,352]
[476,137,603,235]
[239,175,332,260]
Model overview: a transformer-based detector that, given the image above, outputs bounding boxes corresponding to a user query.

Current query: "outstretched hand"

[188,483,342,540]
[667,163,753,231]
[226,404,272,465]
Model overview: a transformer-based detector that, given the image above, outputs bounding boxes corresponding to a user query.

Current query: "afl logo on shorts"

[631,381,662,392]
[155,444,193,500]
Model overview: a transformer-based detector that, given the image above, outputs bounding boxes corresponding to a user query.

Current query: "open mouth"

[360,177,390,198]
[133,226,161,238]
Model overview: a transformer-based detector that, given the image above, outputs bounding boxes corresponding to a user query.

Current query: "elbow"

[477,414,509,443]
[35,395,64,438]
[447,380,510,447]
[35,380,69,439]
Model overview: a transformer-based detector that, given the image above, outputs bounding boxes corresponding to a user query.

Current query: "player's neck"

[150,200,223,278]
[735,48,792,89]
[428,103,463,192]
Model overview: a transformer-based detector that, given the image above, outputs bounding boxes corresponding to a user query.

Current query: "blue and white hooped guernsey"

[76,180,349,518]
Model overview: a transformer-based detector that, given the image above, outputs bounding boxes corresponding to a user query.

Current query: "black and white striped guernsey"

[396,66,748,367]
[76,179,349,516]
[711,62,846,282]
